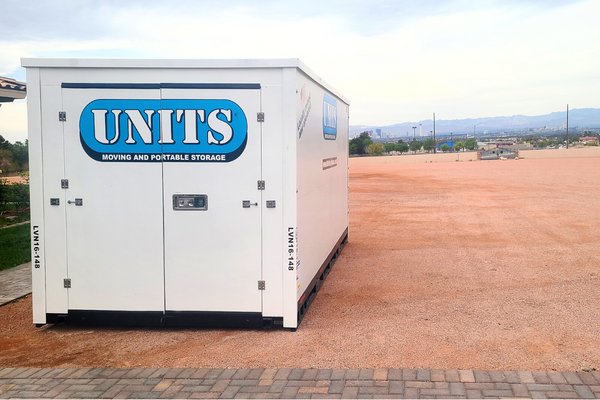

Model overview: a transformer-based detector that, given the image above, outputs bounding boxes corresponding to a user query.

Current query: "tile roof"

[0,76,26,92]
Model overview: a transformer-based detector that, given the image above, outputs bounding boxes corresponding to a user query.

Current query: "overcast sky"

[1,0,598,142]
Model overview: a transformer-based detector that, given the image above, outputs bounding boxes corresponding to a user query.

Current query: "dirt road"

[1,176,26,184]
[1,157,599,371]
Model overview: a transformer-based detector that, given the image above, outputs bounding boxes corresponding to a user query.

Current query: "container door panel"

[62,88,165,312]
[162,87,262,312]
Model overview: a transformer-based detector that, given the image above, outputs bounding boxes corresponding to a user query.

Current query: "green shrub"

[0,177,10,215]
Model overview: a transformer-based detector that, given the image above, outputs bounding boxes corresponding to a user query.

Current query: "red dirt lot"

[1,157,599,372]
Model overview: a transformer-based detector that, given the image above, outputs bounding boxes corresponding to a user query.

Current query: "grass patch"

[0,223,31,271]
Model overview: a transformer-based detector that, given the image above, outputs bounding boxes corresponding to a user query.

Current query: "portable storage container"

[22,58,349,329]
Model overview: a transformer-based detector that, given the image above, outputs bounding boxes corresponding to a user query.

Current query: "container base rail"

[296,228,348,328]
[41,228,348,330]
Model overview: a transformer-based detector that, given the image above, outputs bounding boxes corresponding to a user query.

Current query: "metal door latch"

[50,198,60,206]
[266,200,276,208]
[67,198,83,206]
[243,201,258,208]
[258,280,266,290]
[64,278,71,288]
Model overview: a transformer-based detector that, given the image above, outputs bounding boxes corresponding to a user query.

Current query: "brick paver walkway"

[0,367,598,399]
[1,262,598,398]
[0,262,31,306]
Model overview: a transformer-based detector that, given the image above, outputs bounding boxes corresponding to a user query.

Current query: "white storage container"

[22,58,349,329]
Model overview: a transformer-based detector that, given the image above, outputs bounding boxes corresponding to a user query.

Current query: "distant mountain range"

[350,108,600,138]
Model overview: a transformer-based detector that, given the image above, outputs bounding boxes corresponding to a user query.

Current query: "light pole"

[433,112,436,154]
[412,126,417,141]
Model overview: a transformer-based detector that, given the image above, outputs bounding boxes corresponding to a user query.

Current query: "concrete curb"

[0,220,30,230]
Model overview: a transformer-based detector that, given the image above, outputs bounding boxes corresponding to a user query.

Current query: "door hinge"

[257,180,265,190]
[64,278,71,288]
[257,112,264,122]
[61,179,69,189]
[59,111,66,122]
[258,280,266,290]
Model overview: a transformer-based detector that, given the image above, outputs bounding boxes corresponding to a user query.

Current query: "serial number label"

[288,227,295,271]
[32,225,41,269]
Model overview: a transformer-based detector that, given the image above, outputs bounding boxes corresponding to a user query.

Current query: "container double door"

[60,85,262,314]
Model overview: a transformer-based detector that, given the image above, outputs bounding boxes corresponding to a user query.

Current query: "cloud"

[0,0,597,138]
[1,0,586,41]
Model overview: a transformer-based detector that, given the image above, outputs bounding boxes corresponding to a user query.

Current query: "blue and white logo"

[323,94,337,140]
[79,99,248,162]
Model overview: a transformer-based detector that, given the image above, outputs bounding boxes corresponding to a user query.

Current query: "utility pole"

[566,104,569,149]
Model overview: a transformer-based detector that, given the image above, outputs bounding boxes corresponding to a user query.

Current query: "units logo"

[323,94,337,140]
[79,99,248,162]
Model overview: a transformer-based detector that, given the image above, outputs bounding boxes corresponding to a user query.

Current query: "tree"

[349,143,358,155]
[441,144,450,152]
[423,138,435,153]
[454,141,464,152]
[465,138,477,151]
[10,140,28,171]
[537,140,548,148]
[0,150,15,175]
[395,143,409,154]
[349,131,373,155]
[409,141,422,154]
[0,135,10,151]
[383,143,396,153]
[366,142,384,156]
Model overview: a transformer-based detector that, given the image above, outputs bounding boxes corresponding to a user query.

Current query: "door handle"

[67,198,83,206]
[242,200,258,208]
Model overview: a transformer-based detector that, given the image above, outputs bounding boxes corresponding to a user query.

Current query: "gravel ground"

[1,157,599,371]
